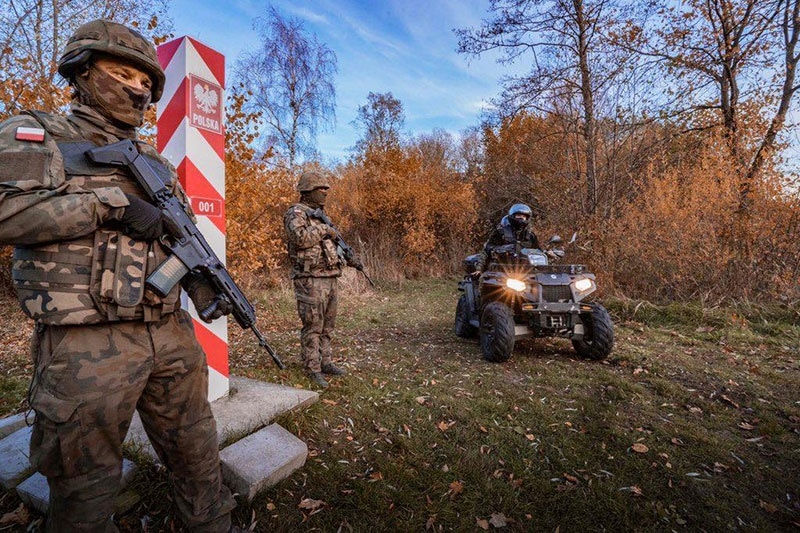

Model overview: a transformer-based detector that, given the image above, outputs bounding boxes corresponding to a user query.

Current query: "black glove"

[183,274,231,323]
[119,194,176,241]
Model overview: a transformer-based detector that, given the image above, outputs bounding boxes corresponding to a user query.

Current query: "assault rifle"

[87,140,285,369]
[309,208,376,289]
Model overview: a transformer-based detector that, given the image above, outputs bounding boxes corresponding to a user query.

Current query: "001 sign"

[191,197,223,218]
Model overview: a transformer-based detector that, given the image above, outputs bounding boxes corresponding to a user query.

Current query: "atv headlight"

[574,278,594,292]
[505,278,526,292]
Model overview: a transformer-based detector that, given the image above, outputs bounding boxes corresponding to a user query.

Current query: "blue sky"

[168,0,518,163]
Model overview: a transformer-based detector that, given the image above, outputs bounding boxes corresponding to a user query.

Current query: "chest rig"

[11,111,181,325]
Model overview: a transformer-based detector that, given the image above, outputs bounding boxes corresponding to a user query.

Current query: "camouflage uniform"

[284,201,342,374]
[0,20,233,532]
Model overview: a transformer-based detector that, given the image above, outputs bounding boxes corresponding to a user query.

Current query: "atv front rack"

[535,264,586,275]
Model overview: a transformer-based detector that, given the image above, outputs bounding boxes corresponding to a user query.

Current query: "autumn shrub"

[331,139,478,280]
[591,135,800,302]
[224,94,295,287]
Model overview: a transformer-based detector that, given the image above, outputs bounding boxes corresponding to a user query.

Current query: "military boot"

[321,363,347,375]
[308,372,329,388]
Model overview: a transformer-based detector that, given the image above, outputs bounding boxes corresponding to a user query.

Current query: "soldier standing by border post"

[284,171,356,388]
[0,20,235,532]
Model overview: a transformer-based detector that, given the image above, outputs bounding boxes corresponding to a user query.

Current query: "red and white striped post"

[155,37,229,401]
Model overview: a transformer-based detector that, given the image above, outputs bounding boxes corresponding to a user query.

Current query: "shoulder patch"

[15,127,45,142]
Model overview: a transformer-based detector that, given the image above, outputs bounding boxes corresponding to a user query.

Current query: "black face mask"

[509,214,529,230]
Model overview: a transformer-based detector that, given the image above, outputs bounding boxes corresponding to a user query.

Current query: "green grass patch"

[0,280,798,531]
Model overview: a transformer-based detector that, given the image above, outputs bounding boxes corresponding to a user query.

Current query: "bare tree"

[744,0,800,206]
[456,0,627,214]
[352,91,405,154]
[236,7,337,170]
[0,0,171,118]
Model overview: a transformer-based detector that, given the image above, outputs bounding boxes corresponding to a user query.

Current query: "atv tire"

[572,303,614,360]
[480,302,515,363]
[455,294,477,338]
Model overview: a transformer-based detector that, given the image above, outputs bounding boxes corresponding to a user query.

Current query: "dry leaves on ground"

[489,513,508,528]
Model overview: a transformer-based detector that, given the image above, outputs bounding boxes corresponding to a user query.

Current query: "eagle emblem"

[194,82,219,114]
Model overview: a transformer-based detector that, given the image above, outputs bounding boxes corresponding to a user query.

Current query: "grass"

[1,277,799,531]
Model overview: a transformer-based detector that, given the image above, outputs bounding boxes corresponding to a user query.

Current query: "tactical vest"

[10,111,181,325]
[285,203,342,279]
[497,216,537,247]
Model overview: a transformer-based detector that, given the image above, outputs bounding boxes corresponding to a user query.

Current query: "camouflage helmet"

[58,19,166,102]
[297,171,330,192]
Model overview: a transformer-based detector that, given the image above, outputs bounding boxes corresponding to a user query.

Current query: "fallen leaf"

[322,399,338,406]
[266,503,276,511]
[670,437,686,446]
[298,498,325,511]
[415,396,427,405]
[476,517,490,530]
[759,500,777,513]
[479,425,488,433]
[449,480,464,496]
[720,395,739,409]
[738,422,755,430]
[631,443,649,453]
[437,421,454,431]
[563,473,579,484]
[425,515,436,530]
[525,434,536,441]
[489,513,508,528]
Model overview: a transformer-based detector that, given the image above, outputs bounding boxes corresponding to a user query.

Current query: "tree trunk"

[742,0,800,210]
[574,0,598,215]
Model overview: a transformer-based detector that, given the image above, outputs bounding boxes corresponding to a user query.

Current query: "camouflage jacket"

[0,103,192,324]
[284,203,342,279]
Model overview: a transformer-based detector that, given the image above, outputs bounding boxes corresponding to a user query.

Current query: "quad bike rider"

[455,203,614,362]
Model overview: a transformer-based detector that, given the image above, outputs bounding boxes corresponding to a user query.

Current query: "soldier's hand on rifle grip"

[120,194,179,242]
[184,274,231,323]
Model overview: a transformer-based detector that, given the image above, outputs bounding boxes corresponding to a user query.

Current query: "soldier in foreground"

[284,172,359,388]
[0,20,235,531]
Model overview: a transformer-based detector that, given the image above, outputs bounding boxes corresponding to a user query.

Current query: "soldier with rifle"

[0,19,278,532]
[284,171,370,388]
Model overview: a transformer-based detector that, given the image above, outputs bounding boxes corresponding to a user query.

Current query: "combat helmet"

[297,171,330,192]
[58,19,166,102]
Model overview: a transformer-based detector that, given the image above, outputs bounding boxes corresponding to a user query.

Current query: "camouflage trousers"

[293,276,338,373]
[28,310,235,532]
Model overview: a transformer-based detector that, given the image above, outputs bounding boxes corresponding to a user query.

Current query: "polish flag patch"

[15,127,45,142]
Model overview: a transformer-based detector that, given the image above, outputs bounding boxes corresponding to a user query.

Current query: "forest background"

[2,0,800,305]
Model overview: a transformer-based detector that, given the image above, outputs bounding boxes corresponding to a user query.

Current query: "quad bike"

[455,236,614,362]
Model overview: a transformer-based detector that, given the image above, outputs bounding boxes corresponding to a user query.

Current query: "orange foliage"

[592,133,800,301]
[332,140,478,279]
[224,93,294,286]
